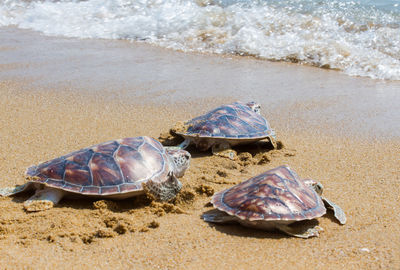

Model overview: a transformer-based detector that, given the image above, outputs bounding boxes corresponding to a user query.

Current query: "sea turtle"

[172,101,276,159]
[202,165,346,238]
[0,136,190,212]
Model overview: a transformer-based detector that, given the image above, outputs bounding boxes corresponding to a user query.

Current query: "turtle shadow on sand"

[7,186,194,216]
[196,140,283,159]
[323,208,346,225]
[166,143,281,161]
[159,129,286,160]
[8,190,154,213]
[234,140,284,155]
[201,209,321,240]
[68,195,154,213]
[180,145,212,159]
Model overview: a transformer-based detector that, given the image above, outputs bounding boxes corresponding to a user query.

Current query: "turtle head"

[303,179,323,196]
[246,101,261,114]
[166,149,191,178]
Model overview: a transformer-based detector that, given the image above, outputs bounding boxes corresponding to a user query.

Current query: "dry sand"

[0,27,399,269]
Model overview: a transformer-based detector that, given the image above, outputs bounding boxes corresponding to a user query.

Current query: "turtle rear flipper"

[275,224,323,239]
[0,183,32,197]
[322,196,347,225]
[268,135,277,149]
[211,142,237,160]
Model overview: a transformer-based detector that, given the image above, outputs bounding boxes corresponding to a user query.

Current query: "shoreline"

[0,27,399,269]
[1,27,399,139]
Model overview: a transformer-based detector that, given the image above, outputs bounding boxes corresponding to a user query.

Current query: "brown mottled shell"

[178,102,274,139]
[212,165,326,221]
[25,136,172,196]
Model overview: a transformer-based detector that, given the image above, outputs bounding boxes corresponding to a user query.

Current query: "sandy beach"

[0,27,399,269]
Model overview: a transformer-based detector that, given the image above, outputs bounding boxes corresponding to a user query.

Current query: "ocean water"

[1,0,399,80]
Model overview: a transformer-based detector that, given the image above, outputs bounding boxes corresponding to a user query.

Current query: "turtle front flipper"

[165,138,191,151]
[177,138,191,149]
[275,224,323,238]
[24,187,65,212]
[143,172,182,201]
[267,128,277,149]
[211,142,237,160]
[322,196,347,225]
[0,183,32,197]
[268,135,277,149]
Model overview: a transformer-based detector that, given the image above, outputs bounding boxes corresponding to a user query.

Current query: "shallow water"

[1,0,399,80]
[1,27,399,138]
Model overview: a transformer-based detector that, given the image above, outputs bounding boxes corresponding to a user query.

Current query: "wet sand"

[0,27,399,269]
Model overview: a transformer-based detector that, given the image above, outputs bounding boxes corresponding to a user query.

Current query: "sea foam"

[1,0,399,80]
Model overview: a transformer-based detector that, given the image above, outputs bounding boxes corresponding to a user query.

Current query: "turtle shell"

[178,102,274,139]
[25,136,173,196]
[212,165,326,221]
